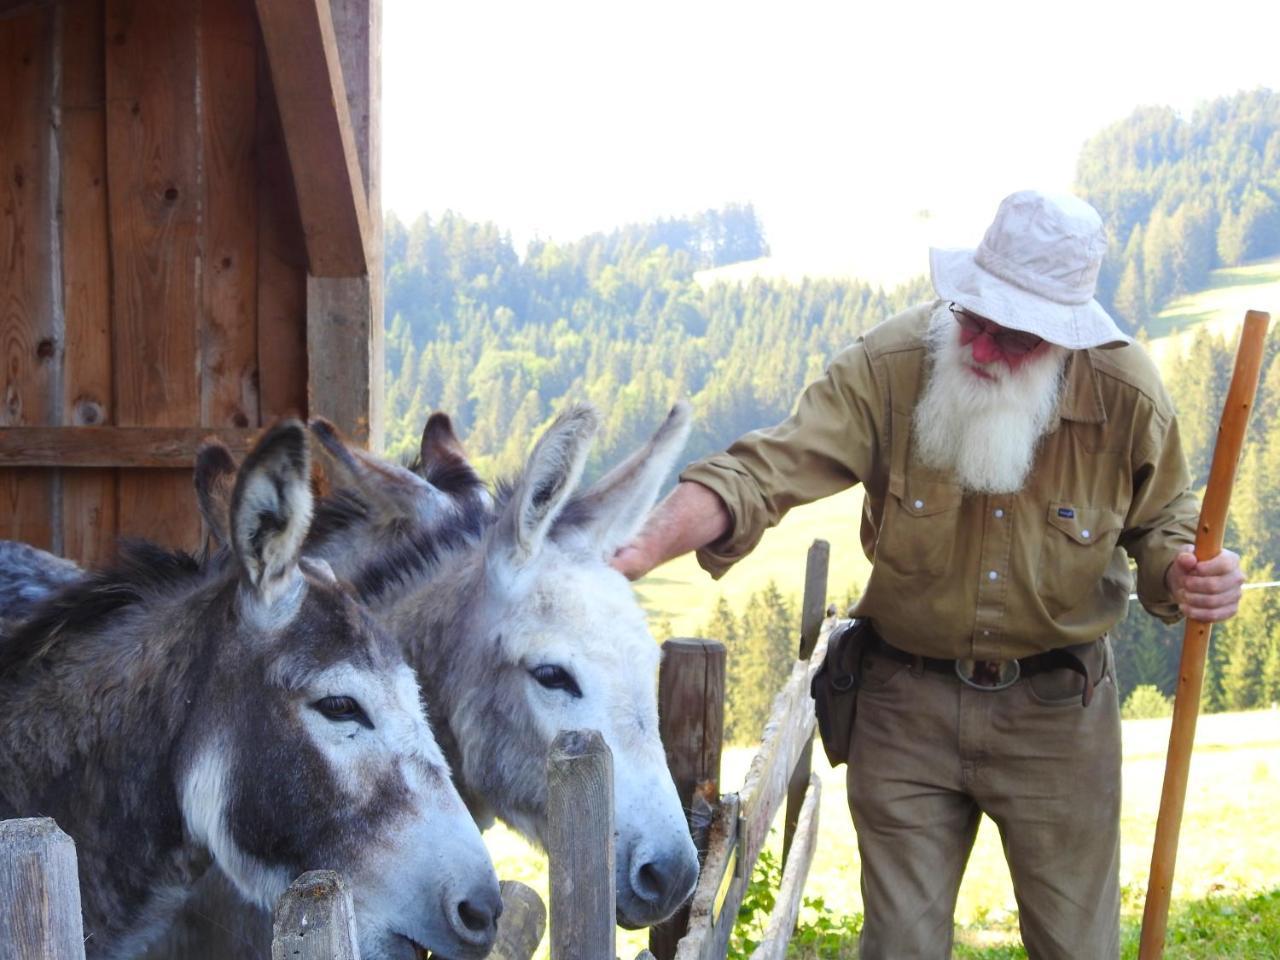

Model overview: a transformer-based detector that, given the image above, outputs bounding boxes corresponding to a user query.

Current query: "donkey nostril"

[634,860,664,900]
[457,896,498,935]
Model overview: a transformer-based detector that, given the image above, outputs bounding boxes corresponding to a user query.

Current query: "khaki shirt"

[682,302,1198,660]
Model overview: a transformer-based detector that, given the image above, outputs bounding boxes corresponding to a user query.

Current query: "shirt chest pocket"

[881,476,964,578]
[1036,502,1125,616]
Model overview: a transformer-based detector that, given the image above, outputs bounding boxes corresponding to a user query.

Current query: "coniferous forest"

[1080,88,1280,329]
[383,89,1280,741]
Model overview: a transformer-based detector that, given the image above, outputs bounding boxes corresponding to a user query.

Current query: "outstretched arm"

[609,481,731,581]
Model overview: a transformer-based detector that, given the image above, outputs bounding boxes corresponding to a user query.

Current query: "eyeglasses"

[950,305,1044,357]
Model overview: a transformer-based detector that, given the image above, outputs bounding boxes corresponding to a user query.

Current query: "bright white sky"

[382,0,1279,286]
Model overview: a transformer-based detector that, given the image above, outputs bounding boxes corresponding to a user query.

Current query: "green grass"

[632,485,873,637]
[1142,258,1280,367]
[482,709,1280,958]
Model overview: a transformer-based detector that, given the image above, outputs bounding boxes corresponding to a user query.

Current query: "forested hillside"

[382,204,930,479]
[383,88,1280,741]
[1079,88,1280,329]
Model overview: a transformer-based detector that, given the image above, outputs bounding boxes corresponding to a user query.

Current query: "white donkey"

[0,422,501,960]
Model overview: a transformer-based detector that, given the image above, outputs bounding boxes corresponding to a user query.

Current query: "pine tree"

[1113,258,1147,328]
[705,598,747,743]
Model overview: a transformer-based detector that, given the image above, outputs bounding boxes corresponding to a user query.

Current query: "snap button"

[914,499,924,509]
[994,508,1004,518]
[1081,529,1091,539]
[988,570,998,581]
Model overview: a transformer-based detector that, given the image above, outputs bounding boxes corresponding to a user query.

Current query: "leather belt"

[871,634,1098,707]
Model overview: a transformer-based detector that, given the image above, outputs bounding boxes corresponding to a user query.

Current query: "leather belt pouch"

[810,618,874,767]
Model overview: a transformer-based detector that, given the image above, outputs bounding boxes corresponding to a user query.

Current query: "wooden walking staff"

[1138,309,1271,959]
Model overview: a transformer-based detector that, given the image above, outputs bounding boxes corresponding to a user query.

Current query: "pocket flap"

[1046,502,1123,545]
[897,479,963,517]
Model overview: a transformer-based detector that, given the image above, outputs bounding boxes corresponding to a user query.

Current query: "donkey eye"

[312,696,374,728]
[529,665,582,699]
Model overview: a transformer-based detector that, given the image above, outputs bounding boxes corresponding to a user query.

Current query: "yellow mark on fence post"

[713,845,738,925]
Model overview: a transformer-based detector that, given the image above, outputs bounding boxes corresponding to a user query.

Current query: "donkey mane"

[308,488,373,542]
[340,460,613,606]
[407,451,487,501]
[0,540,210,677]
[346,493,491,602]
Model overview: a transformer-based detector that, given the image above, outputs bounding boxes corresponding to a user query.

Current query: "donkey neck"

[0,577,229,955]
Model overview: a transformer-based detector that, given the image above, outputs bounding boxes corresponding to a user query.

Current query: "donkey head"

[181,422,501,960]
[457,404,700,928]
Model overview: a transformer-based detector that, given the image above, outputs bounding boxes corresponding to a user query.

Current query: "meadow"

[1142,258,1280,366]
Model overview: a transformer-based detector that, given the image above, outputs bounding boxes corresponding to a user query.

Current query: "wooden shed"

[0,0,383,565]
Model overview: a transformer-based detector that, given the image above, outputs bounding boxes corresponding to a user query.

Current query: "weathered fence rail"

[751,774,822,960]
[1,540,834,960]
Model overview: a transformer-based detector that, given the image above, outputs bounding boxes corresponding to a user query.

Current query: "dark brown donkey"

[0,422,501,960]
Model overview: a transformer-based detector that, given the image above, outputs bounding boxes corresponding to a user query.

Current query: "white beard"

[912,304,1068,495]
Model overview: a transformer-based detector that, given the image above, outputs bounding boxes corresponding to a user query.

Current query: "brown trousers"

[846,639,1121,959]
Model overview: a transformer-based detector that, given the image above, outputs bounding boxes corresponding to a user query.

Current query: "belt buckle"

[954,657,1020,691]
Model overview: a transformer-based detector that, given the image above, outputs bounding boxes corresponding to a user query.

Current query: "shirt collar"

[1052,349,1107,426]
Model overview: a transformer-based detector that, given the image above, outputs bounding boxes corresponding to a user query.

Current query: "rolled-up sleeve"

[680,342,884,578]
[1121,401,1198,622]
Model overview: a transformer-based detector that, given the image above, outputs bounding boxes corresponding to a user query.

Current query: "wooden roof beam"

[254,0,370,277]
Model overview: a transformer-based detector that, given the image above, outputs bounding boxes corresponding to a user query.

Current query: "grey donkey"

[0,421,502,960]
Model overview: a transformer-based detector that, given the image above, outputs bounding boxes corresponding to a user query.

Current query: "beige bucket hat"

[929,190,1131,350]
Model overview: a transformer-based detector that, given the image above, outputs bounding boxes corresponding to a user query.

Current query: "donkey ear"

[419,412,467,472]
[554,402,692,558]
[310,416,450,524]
[229,420,313,599]
[490,404,598,570]
[414,412,490,504]
[194,439,236,551]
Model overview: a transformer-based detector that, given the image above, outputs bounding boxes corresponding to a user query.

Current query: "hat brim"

[930,247,1132,350]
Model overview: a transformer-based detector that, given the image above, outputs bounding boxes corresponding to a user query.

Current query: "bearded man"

[610,189,1244,959]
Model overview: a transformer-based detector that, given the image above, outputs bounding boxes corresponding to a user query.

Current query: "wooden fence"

[0,540,835,960]
[0,817,548,960]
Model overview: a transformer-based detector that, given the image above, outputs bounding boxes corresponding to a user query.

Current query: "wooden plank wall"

[0,0,313,561]
[0,5,57,551]
[60,0,115,566]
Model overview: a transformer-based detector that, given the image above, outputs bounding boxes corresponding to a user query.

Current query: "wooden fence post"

[548,729,615,960]
[0,818,86,960]
[650,637,726,960]
[271,870,359,960]
[782,539,829,864]
[491,879,547,960]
